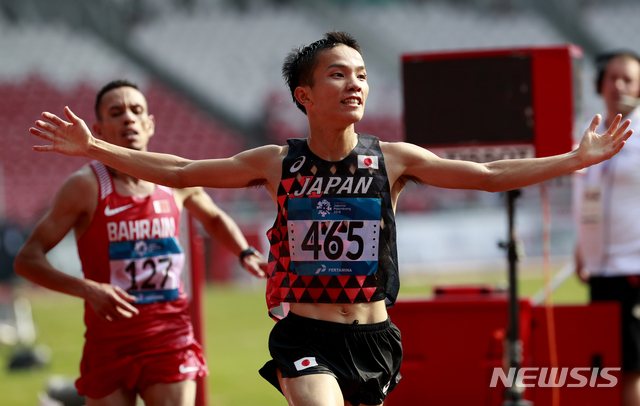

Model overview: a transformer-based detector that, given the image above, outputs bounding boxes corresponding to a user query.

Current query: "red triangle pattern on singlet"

[272,274,383,305]
[337,275,351,287]
[277,195,287,209]
[307,288,325,301]
[344,288,361,302]
[292,288,306,301]
[281,178,296,193]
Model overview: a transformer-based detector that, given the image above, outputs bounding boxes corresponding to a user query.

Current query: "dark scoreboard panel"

[402,45,583,161]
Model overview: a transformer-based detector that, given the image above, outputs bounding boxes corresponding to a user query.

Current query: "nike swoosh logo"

[179,365,200,374]
[104,204,134,217]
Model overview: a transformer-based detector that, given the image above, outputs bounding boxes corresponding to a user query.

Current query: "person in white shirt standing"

[575,50,640,406]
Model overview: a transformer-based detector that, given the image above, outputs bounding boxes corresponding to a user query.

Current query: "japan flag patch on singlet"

[294,356,318,371]
[357,155,378,169]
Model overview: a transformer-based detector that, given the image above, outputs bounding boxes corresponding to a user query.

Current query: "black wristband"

[239,246,257,265]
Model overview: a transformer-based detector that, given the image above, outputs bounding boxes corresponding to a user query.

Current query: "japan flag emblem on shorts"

[294,356,318,371]
[357,155,378,169]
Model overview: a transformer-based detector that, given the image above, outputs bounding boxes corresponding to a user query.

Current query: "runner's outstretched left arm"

[30,106,269,189]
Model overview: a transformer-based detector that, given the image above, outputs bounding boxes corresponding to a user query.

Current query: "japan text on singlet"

[77,162,186,306]
[266,134,399,320]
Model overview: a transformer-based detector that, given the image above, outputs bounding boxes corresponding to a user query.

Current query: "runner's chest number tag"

[109,237,184,304]
[287,197,380,276]
[581,185,603,224]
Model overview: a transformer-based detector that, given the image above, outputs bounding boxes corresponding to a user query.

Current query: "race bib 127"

[109,237,185,304]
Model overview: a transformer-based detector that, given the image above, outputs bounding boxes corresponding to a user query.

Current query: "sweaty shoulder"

[248,144,288,164]
[49,164,99,229]
[380,140,439,160]
[243,144,289,187]
[62,165,99,202]
[380,141,437,183]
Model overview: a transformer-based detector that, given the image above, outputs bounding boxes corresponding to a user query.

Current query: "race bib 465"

[287,197,380,276]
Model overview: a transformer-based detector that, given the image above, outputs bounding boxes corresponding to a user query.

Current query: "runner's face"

[602,56,640,115]
[94,86,155,151]
[304,45,369,125]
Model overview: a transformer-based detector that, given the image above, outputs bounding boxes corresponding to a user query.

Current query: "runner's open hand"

[30,106,94,157]
[578,114,633,168]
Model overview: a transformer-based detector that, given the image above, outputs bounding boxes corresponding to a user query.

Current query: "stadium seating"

[1,0,638,228]
[0,76,247,225]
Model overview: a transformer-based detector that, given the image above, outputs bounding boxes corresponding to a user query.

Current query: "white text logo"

[104,204,134,217]
[290,156,306,173]
[179,364,200,374]
[107,217,176,242]
[490,367,620,388]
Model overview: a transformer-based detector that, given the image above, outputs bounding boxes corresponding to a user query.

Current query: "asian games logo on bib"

[134,241,148,257]
[316,199,332,217]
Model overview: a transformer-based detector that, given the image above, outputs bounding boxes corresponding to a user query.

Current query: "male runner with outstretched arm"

[28,32,631,406]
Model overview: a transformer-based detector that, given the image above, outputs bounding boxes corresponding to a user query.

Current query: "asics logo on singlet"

[104,204,134,217]
[290,156,306,172]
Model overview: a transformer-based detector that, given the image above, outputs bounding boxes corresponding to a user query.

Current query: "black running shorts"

[590,275,640,371]
[259,312,403,406]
